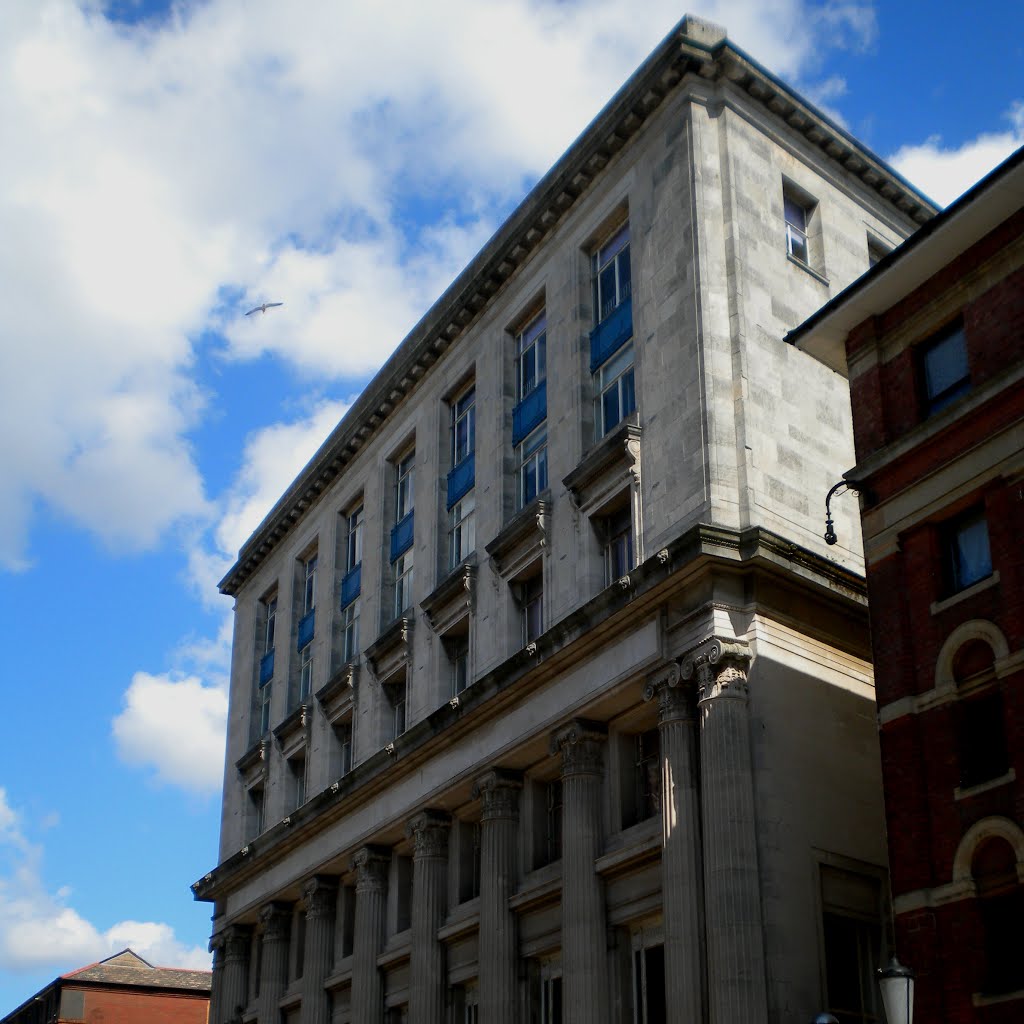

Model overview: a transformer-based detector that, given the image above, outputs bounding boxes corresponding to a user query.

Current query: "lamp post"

[877,955,914,1024]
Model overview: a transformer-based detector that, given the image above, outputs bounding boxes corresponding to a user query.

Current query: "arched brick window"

[972,837,1024,994]
[952,639,1009,789]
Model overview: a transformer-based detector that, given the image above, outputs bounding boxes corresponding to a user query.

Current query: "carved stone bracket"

[680,636,752,703]
[420,558,477,635]
[550,719,607,777]
[472,768,523,822]
[407,809,452,859]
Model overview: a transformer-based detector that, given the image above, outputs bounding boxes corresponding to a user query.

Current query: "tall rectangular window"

[784,194,811,264]
[451,385,475,467]
[591,223,634,438]
[342,601,359,663]
[922,323,969,415]
[450,493,476,568]
[264,595,278,654]
[448,636,469,697]
[518,425,548,508]
[633,943,666,1024]
[396,451,415,522]
[257,593,277,736]
[394,550,414,618]
[299,642,313,701]
[388,681,407,740]
[522,575,543,645]
[302,554,317,615]
[593,223,630,323]
[605,505,634,583]
[346,506,363,573]
[944,506,992,594]
[334,720,353,777]
[516,312,547,401]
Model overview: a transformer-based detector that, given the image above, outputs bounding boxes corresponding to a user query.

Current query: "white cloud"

[0,0,881,569]
[0,788,208,973]
[112,672,228,795]
[888,102,1024,207]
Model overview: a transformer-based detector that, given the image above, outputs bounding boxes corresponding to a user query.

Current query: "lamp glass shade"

[877,957,914,1024]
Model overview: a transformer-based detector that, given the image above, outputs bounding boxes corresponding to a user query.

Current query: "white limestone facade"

[194,15,936,1024]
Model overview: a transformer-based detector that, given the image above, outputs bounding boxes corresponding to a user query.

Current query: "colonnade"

[210,636,766,1024]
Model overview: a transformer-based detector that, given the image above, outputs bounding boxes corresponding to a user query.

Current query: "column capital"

[642,662,697,723]
[302,875,338,919]
[258,901,292,942]
[352,845,391,891]
[550,719,607,776]
[407,809,451,859]
[221,923,252,962]
[680,636,751,703]
[472,769,523,821]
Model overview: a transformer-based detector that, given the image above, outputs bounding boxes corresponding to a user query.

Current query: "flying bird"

[245,302,283,316]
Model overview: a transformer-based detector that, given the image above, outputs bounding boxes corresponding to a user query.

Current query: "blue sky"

[0,0,1021,1011]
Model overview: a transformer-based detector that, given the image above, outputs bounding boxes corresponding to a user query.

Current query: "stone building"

[192,15,936,1024]
[1,949,211,1024]
[792,146,1024,1024]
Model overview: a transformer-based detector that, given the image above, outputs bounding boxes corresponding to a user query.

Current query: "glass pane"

[784,197,807,231]
[599,262,617,320]
[618,247,631,303]
[924,329,969,407]
[953,514,991,589]
[603,384,621,434]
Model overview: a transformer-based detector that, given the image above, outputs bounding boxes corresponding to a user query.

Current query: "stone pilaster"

[472,769,523,1024]
[407,810,451,1024]
[683,637,767,1024]
[258,902,292,1024]
[350,845,390,1024]
[551,720,610,1024]
[644,663,704,1024]
[301,876,338,1024]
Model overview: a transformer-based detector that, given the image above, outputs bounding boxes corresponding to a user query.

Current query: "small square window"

[944,507,992,594]
[921,324,969,415]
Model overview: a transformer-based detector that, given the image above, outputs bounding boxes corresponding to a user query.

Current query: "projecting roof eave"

[788,145,1024,376]
[218,16,937,598]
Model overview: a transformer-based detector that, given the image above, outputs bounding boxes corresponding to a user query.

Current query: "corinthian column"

[258,902,292,1024]
[301,876,337,1024]
[407,810,451,1024]
[644,663,704,1024]
[208,933,225,1024]
[350,846,390,1023]
[550,720,610,1024]
[472,769,522,1024]
[218,924,252,1024]
[683,637,767,1024]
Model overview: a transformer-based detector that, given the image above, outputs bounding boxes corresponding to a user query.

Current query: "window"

[302,554,317,615]
[263,595,278,654]
[258,677,273,736]
[518,425,548,508]
[299,641,313,701]
[450,492,476,568]
[387,681,407,740]
[448,635,470,697]
[784,194,811,264]
[521,575,543,645]
[596,341,636,436]
[593,223,631,324]
[630,728,661,827]
[394,550,414,618]
[922,323,969,415]
[957,691,1008,787]
[346,506,363,573]
[452,984,479,1024]
[342,601,359,664]
[248,784,266,839]
[632,943,666,1024]
[334,720,353,778]
[541,973,562,1024]
[973,838,1024,994]
[820,865,883,1024]
[944,507,992,594]
[396,451,415,522]
[289,754,307,811]
[516,311,547,401]
[605,505,634,583]
[451,385,476,467]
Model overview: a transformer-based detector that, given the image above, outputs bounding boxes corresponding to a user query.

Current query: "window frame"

[342,600,360,664]
[593,222,631,325]
[302,553,318,615]
[517,424,548,509]
[515,310,547,402]
[395,450,415,523]
[595,340,636,437]
[394,549,414,619]
[449,492,476,568]
[920,322,970,416]
[345,505,364,574]
[521,574,543,645]
[943,505,992,595]
[451,384,476,468]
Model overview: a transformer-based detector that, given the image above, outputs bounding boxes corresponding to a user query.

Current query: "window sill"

[786,252,829,286]
[955,768,1016,801]
[930,571,1000,616]
[972,987,1024,1007]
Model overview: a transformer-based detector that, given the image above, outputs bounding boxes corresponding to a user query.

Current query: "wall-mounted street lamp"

[877,956,915,1024]
[823,479,865,546]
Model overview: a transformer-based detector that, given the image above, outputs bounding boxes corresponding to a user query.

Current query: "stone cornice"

[218,17,934,599]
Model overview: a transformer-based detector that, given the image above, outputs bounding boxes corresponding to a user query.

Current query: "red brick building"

[791,146,1024,1023]
[1,949,211,1024]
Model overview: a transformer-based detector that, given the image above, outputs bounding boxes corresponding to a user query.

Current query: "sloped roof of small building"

[62,948,211,991]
